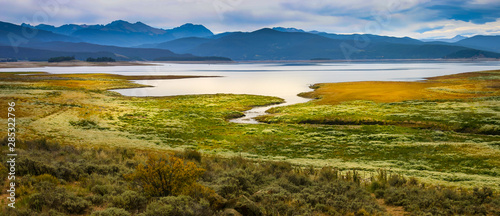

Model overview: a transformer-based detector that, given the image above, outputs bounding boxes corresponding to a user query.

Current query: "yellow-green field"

[1,70,500,215]
[0,71,499,189]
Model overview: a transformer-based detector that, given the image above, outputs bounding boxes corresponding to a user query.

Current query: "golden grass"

[0,72,218,91]
[1,70,499,190]
[301,70,500,105]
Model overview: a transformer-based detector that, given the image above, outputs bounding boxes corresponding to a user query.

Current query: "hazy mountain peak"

[452,35,467,40]
[253,28,280,33]
[421,35,468,43]
[108,20,129,25]
[103,20,166,34]
[20,23,35,28]
[272,27,305,33]
[168,23,213,38]
[36,24,54,28]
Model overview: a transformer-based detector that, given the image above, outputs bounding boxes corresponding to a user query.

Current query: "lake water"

[3,61,500,123]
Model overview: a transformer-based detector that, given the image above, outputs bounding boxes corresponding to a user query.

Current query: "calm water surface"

[3,61,500,123]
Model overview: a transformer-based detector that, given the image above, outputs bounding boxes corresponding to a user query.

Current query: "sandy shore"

[0,61,156,68]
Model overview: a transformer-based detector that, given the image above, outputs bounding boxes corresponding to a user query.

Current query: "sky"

[1,0,500,39]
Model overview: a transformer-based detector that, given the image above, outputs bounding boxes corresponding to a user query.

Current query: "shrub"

[86,57,116,62]
[91,184,114,196]
[233,195,263,216]
[69,119,108,130]
[46,209,66,216]
[181,183,226,210]
[183,149,202,162]
[62,195,91,214]
[388,174,406,187]
[18,158,57,176]
[48,56,75,62]
[382,185,497,215]
[319,167,339,182]
[25,139,61,151]
[369,181,385,193]
[116,147,135,160]
[2,208,37,216]
[263,162,293,177]
[27,193,45,212]
[141,196,211,216]
[296,181,382,215]
[473,186,493,204]
[477,124,500,135]
[286,173,312,187]
[87,194,105,205]
[34,174,59,185]
[27,185,90,214]
[215,168,259,199]
[111,190,147,210]
[91,207,131,216]
[0,163,8,180]
[126,154,205,197]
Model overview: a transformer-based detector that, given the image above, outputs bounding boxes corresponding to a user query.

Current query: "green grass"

[0,71,499,190]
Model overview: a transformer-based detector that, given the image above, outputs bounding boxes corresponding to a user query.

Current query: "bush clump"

[91,207,131,216]
[140,196,211,216]
[126,154,205,197]
[69,119,108,130]
[48,56,75,62]
[111,190,147,211]
[86,57,116,62]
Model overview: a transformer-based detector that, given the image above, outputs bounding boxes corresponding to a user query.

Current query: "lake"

[3,61,500,123]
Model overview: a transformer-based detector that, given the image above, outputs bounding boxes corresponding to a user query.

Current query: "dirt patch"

[373,194,407,216]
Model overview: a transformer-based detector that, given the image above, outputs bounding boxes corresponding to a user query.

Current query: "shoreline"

[0,61,156,68]
[2,58,499,69]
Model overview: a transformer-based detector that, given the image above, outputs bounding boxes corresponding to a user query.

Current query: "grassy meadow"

[0,69,499,215]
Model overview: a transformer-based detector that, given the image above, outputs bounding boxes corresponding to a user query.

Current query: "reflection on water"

[2,61,500,123]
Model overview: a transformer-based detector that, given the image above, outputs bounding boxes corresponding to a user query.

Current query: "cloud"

[416,26,445,33]
[0,0,499,38]
[425,4,500,24]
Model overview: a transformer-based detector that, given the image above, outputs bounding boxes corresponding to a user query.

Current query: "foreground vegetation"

[1,139,499,215]
[0,69,499,215]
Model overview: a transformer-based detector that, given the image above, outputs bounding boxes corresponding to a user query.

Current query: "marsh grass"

[0,71,499,192]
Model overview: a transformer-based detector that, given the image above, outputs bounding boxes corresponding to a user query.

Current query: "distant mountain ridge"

[151,28,499,60]
[0,21,80,45]
[1,20,499,61]
[23,20,214,47]
[421,35,468,43]
[0,21,230,61]
[0,40,232,62]
[456,35,500,53]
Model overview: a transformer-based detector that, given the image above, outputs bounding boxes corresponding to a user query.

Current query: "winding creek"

[3,61,500,123]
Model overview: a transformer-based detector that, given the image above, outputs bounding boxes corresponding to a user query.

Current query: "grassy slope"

[0,71,499,192]
[257,70,500,188]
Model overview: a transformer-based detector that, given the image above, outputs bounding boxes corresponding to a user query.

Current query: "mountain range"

[22,20,213,47]
[148,28,500,60]
[1,20,500,61]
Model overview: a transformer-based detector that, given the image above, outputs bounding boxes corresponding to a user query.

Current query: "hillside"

[0,21,80,45]
[456,35,500,53]
[0,46,115,61]
[154,37,211,53]
[1,40,231,61]
[179,28,497,60]
[22,41,189,60]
